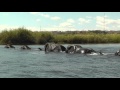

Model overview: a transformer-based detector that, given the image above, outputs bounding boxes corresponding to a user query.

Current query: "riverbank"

[1,27,120,45]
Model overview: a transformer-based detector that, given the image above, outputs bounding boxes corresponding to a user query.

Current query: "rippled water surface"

[0,44,120,78]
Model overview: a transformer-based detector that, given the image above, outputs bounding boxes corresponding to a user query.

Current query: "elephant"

[20,45,31,50]
[77,47,99,54]
[4,44,15,49]
[115,50,120,56]
[66,45,82,53]
[66,45,103,55]
[44,43,66,53]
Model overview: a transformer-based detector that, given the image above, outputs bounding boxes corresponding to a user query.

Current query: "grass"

[0,27,120,45]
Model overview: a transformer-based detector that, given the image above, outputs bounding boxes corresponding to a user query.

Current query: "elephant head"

[66,45,82,53]
[45,43,66,53]
[21,45,31,50]
[66,44,103,55]
[80,48,96,54]
[5,44,15,49]
[115,50,120,56]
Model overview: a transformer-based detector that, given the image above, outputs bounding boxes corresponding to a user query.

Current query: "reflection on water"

[0,44,120,78]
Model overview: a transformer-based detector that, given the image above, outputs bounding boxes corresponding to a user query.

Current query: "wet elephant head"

[80,48,96,54]
[45,43,55,52]
[4,44,15,49]
[66,45,82,53]
[21,45,31,50]
[65,45,102,54]
[115,50,120,56]
[45,43,66,53]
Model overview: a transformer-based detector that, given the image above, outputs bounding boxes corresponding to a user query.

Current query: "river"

[0,44,120,78]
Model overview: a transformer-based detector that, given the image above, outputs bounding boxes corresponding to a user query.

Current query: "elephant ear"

[67,46,75,53]
[75,45,82,48]
[60,45,66,51]
[53,45,60,52]
[45,43,49,52]
[51,43,56,50]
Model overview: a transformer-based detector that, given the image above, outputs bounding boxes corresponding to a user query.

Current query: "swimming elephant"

[66,45,103,55]
[4,44,15,49]
[45,43,66,53]
[20,45,31,50]
[115,50,120,56]
[79,48,99,54]
[66,45,82,53]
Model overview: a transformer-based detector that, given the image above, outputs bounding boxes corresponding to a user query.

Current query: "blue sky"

[0,12,120,32]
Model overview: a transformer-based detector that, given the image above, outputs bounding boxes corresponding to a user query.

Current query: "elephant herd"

[45,43,103,55]
[4,43,120,56]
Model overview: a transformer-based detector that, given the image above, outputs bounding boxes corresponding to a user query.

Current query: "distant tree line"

[0,27,120,45]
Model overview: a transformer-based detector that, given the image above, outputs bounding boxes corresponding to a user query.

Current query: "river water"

[0,44,120,78]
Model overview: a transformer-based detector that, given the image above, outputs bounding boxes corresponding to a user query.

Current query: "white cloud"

[50,16,61,20]
[39,13,61,21]
[0,25,20,32]
[36,19,41,22]
[59,22,72,27]
[29,12,50,18]
[59,19,75,28]
[0,24,39,32]
[42,26,77,31]
[78,18,90,25]
[39,13,50,18]
[30,12,61,21]
[86,16,92,19]
[66,19,75,23]
[96,16,120,30]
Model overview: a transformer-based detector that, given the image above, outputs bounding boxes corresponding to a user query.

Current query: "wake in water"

[88,52,115,56]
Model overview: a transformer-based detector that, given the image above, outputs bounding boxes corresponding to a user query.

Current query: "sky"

[0,12,120,32]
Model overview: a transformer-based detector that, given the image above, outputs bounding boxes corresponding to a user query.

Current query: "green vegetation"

[0,27,120,45]
[0,27,35,45]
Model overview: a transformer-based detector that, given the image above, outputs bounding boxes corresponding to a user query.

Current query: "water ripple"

[0,44,120,78]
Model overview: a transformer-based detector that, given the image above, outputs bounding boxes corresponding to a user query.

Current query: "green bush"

[0,27,35,45]
[1,28,120,45]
